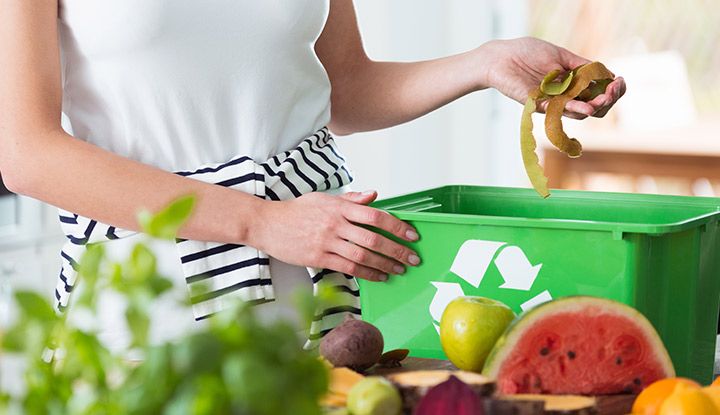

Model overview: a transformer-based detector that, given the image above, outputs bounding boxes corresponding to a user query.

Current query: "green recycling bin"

[359,185,720,383]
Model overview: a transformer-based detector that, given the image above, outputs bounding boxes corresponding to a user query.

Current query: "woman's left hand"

[477,37,626,120]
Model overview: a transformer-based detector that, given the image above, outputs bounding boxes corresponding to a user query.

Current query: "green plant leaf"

[14,291,57,323]
[79,244,105,285]
[138,196,196,240]
[128,244,157,283]
[1,324,30,352]
[126,303,150,348]
[148,276,174,297]
[5,195,330,415]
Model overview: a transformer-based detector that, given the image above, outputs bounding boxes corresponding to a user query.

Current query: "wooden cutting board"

[370,357,636,415]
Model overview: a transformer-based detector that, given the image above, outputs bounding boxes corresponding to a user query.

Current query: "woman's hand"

[250,191,421,282]
[477,37,626,120]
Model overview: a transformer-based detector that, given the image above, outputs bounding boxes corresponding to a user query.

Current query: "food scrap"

[521,62,615,198]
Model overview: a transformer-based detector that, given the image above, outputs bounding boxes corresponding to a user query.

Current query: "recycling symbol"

[429,240,553,333]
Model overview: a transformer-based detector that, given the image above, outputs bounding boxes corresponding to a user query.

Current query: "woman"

[0,0,625,349]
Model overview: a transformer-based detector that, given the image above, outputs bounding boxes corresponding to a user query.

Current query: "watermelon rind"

[482,296,675,387]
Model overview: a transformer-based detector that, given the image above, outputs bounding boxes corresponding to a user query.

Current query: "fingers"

[563,100,594,118]
[586,77,626,118]
[574,77,625,118]
[338,224,420,268]
[302,192,422,283]
[324,252,388,282]
[537,99,590,120]
[343,204,419,243]
[339,190,378,205]
[607,77,626,100]
[332,239,406,276]
[562,77,626,119]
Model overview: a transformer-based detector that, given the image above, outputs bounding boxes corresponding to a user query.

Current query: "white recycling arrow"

[520,290,553,311]
[450,240,504,288]
[495,246,542,291]
[429,240,551,337]
[429,281,465,333]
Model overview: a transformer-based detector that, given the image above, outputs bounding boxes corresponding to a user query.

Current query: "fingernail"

[393,265,405,275]
[406,230,419,241]
[378,274,388,282]
[362,190,376,196]
[408,255,421,266]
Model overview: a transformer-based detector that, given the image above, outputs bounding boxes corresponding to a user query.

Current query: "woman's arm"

[0,0,264,244]
[317,0,626,135]
[0,0,419,281]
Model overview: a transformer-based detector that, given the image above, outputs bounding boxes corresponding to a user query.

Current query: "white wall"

[336,0,530,198]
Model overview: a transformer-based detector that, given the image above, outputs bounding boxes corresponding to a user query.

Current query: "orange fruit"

[702,386,720,411]
[659,382,718,415]
[712,377,720,388]
[632,378,701,415]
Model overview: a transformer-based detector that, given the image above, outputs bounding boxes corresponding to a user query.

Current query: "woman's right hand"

[250,190,421,282]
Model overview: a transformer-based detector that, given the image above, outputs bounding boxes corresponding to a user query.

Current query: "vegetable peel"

[521,62,615,198]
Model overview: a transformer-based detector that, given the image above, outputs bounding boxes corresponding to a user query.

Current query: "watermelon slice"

[482,296,675,395]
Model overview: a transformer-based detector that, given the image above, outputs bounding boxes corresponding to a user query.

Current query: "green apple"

[440,296,515,372]
[347,376,401,415]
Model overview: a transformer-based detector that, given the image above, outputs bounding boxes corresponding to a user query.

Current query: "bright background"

[1,0,719,330]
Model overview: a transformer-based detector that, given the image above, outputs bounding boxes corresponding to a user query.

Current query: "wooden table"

[538,118,720,193]
[373,357,636,415]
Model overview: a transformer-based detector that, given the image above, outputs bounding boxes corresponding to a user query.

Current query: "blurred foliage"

[0,196,329,415]
[529,0,720,115]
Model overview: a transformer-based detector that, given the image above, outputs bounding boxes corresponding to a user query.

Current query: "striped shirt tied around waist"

[55,127,361,347]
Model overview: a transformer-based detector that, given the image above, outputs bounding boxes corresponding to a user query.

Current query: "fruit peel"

[520,62,615,198]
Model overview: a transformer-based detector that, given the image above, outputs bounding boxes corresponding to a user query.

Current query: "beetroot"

[320,316,384,372]
[414,376,484,415]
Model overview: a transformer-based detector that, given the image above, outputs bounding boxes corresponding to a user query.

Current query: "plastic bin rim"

[372,185,720,236]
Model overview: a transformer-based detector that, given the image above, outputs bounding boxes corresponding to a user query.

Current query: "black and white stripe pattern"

[55,127,360,348]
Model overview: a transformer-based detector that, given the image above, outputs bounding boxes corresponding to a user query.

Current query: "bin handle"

[380,197,442,212]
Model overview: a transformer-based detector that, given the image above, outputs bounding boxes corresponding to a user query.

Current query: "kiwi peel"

[521,62,615,198]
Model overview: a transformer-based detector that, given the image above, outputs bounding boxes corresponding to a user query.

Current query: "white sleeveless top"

[58,0,332,170]
[57,0,338,349]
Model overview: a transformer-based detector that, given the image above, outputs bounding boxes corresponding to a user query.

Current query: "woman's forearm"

[317,0,494,136]
[2,129,264,244]
[327,47,492,135]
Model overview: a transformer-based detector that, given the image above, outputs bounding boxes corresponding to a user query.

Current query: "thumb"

[559,46,591,70]
[339,190,378,205]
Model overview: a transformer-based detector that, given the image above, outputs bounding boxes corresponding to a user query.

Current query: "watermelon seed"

[567,351,576,360]
[623,386,634,394]
[540,347,550,356]
[633,378,642,385]
[615,357,623,365]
